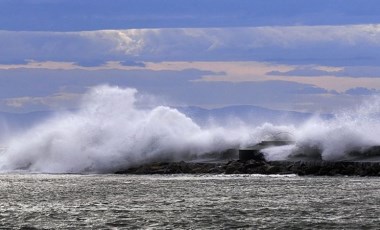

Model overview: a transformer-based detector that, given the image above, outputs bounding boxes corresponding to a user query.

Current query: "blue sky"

[2,0,380,30]
[1,0,380,113]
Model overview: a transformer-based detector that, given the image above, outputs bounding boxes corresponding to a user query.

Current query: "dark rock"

[266,165,284,174]
[225,161,244,174]
[207,166,224,174]
[115,159,380,176]
[342,165,356,175]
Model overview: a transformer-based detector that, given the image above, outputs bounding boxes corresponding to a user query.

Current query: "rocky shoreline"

[115,160,380,176]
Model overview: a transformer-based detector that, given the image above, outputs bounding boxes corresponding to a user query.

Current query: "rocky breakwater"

[115,145,380,176]
[115,160,276,175]
[115,160,380,176]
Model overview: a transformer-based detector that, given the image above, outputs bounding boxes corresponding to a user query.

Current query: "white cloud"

[3,93,80,109]
[80,30,145,56]
[1,24,380,65]
[1,25,380,113]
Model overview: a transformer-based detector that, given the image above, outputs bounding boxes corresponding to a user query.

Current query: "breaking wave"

[262,97,380,161]
[0,85,380,173]
[0,86,253,173]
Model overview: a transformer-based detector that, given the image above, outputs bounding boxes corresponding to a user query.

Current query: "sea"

[0,174,379,229]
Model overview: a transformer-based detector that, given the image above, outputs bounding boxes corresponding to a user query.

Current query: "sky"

[1,0,380,113]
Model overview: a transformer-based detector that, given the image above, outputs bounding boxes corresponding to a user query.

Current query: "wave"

[0,85,380,173]
[0,86,252,173]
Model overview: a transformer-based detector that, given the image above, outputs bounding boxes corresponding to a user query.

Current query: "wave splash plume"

[263,97,380,161]
[0,86,252,173]
[1,85,380,173]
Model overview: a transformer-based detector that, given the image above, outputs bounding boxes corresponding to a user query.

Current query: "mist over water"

[0,85,380,173]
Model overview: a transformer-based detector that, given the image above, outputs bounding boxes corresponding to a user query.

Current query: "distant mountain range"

[177,105,325,126]
[0,105,328,130]
[0,110,52,128]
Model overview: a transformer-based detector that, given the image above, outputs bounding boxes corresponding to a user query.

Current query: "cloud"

[0,30,145,65]
[344,87,379,95]
[119,60,145,67]
[4,60,380,94]
[2,93,81,112]
[1,25,380,66]
[136,61,380,93]
[268,68,334,77]
[268,65,380,78]
[1,1,380,114]
[0,67,337,113]
[0,68,219,99]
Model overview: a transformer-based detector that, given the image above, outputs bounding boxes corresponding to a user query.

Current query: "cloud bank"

[1,25,380,65]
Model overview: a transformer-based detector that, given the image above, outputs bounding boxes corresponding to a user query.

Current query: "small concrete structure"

[239,140,295,161]
[239,148,265,161]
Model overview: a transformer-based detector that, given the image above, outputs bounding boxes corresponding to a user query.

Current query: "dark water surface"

[0,174,379,229]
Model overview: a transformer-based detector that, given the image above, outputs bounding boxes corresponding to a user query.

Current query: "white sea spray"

[1,85,380,173]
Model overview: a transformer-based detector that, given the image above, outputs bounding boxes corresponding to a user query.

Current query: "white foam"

[0,86,253,173]
[1,85,380,173]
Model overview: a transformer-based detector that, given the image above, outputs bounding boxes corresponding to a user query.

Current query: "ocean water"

[0,174,379,229]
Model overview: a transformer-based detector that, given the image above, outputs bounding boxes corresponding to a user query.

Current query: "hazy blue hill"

[0,105,328,130]
[0,111,52,128]
[177,105,325,125]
